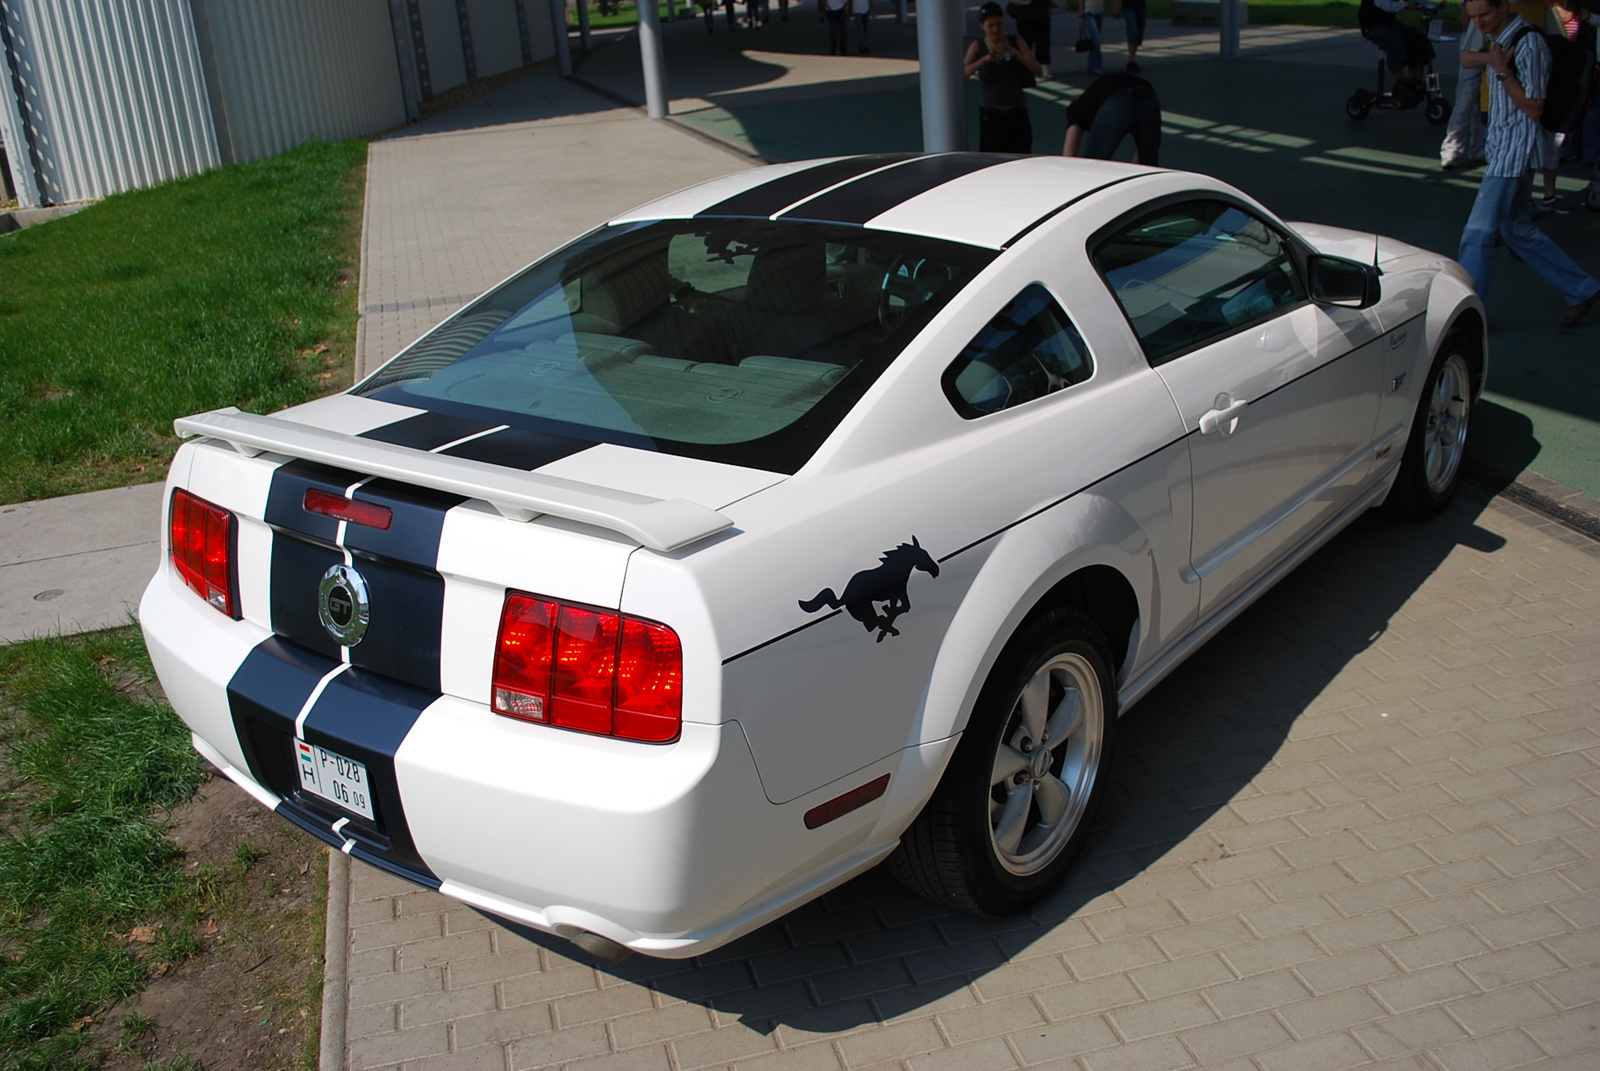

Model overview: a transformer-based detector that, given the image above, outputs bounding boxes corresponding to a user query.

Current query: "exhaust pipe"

[568,930,633,964]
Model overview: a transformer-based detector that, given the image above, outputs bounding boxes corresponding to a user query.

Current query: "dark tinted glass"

[943,285,1093,419]
[1092,201,1305,365]
[358,220,996,473]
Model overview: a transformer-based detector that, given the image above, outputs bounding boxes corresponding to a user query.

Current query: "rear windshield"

[357,219,996,473]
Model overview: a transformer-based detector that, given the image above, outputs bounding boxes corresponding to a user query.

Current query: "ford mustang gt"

[142,153,1484,960]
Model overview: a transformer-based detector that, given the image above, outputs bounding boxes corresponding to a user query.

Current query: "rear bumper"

[141,568,894,956]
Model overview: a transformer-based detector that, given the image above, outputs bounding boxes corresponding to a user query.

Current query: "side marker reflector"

[804,774,891,830]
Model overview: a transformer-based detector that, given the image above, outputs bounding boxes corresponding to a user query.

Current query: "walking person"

[1457,0,1600,325]
[1078,0,1105,75]
[966,1,1043,151]
[1118,0,1147,72]
[1061,71,1161,163]
[853,0,872,52]
[824,0,849,53]
[1442,6,1489,168]
[1008,0,1055,78]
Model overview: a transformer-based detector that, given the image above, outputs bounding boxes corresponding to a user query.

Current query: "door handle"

[1199,395,1249,436]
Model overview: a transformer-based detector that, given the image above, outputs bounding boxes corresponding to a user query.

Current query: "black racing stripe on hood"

[778,153,1016,226]
[441,426,596,470]
[358,410,503,450]
[697,154,921,219]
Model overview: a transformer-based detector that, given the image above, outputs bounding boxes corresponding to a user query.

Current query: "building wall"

[0,0,219,205]
[0,0,558,207]
[192,0,408,166]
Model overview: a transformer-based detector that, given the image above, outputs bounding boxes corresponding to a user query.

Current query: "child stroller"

[1347,0,1453,125]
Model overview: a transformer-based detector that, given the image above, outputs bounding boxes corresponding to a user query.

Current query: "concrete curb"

[319,849,350,1071]
[0,202,89,233]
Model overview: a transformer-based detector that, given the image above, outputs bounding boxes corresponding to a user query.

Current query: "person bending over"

[1062,71,1161,164]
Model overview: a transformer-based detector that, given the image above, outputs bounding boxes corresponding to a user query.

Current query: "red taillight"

[492,592,682,744]
[303,488,393,530]
[169,489,238,618]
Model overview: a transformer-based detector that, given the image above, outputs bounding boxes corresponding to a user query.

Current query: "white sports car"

[142,154,1484,961]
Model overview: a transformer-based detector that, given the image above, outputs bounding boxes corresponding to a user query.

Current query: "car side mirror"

[1307,254,1381,309]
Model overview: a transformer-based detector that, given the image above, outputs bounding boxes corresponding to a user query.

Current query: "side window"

[1091,200,1306,365]
[943,285,1093,419]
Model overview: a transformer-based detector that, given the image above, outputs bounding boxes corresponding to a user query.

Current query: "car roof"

[610,153,1160,251]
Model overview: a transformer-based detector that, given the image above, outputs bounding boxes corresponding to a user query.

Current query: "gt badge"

[318,564,370,646]
[799,537,939,642]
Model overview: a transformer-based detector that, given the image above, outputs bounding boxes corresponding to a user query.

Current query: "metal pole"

[548,0,574,75]
[638,0,669,118]
[896,0,908,26]
[1219,0,1241,59]
[918,0,966,151]
[667,0,678,22]
[579,0,592,51]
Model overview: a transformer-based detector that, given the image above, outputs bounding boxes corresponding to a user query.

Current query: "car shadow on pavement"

[493,484,1511,1033]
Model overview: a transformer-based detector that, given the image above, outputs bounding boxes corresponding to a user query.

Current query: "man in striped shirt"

[1457,0,1599,326]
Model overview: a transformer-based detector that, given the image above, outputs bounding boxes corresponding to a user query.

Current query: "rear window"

[358,219,996,473]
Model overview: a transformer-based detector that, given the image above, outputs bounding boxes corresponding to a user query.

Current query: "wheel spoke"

[1045,681,1083,744]
[994,782,1033,855]
[1018,671,1049,743]
[1034,773,1071,828]
[992,745,1030,786]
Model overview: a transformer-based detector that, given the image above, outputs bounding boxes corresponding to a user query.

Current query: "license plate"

[295,740,375,821]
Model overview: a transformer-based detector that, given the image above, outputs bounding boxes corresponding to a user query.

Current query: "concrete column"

[639,0,669,119]
[578,0,592,51]
[548,0,573,75]
[918,0,966,151]
[1220,0,1241,59]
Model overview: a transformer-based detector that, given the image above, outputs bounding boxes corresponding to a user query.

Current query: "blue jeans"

[1458,173,1600,309]
[1083,84,1160,165]
[1083,12,1102,74]
[1124,6,1145,50]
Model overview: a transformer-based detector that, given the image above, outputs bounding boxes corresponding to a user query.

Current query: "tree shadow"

[491,483,1510,1032]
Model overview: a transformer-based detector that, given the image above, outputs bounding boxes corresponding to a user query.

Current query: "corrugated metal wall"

[0,0,558,207]
[192,0,407,165]
[0,0,219,206]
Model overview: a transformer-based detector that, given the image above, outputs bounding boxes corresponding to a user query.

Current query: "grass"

[0,628,204,1071]
[0,138,366,505]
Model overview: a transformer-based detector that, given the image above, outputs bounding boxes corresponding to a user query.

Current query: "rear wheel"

[889,608,1116,915]
[1425,97,1451,125]
[1382,345,1474,519]
[1346,90,1374,120]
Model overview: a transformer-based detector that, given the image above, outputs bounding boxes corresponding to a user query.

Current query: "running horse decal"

[798,537,940,642]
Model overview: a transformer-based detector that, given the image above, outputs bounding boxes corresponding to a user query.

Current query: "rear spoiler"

[174,408,733,553]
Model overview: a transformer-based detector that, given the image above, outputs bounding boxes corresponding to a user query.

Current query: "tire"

[889,608,1117,916]
[1425,97,1451,125]
[1346,90,1373,121]
[1381,344,1474,520]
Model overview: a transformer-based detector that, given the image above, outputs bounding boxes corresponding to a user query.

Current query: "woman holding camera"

[966,1,1044,152]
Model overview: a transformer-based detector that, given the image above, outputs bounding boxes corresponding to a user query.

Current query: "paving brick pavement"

[338,480,1600,1070]
[354,73,747,381]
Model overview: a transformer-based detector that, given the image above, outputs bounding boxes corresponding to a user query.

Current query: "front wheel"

[1425,97,1451,125]
[1382,346,1474,519]
[889,608,1117,916]
[1347,90,1374,120]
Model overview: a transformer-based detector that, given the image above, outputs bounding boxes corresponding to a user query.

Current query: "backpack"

[1505,22,1598,134]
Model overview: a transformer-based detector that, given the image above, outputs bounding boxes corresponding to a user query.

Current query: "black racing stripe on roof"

[359,411,503,450]
[441,427,595,471]
[778,153,1017,226]
[696,154,921,219]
